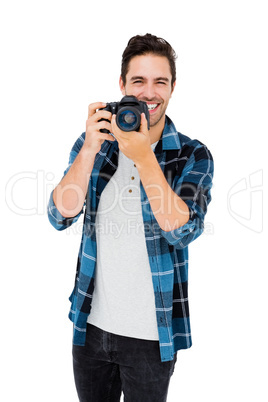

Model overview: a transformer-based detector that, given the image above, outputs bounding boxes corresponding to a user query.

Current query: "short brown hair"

[121,33,177,86]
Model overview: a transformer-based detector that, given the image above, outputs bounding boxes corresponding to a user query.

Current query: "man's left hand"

[111,113,153,165]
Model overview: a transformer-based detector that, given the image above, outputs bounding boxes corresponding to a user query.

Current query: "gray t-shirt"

[87,143,159,340]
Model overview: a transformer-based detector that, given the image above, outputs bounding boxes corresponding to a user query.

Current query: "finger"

[88,102,106,119]
[96,120,112,133]
[110,114,124,140]
[140,113,149,135]
[111,114,118,138]
[111,114,138,141]
[94,110,112,121]
[98,132,115,142]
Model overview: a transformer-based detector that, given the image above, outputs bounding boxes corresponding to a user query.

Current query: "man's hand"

[111,113,153,164]
[52,102,115,218]
[84,102,115,156]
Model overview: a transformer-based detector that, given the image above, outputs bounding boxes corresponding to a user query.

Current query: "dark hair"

[121,33,177,86]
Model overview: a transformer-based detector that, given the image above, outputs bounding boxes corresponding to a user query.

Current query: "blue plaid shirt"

[48,116,213,362]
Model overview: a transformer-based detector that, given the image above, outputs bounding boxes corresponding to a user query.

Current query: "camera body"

[100,95,150,133]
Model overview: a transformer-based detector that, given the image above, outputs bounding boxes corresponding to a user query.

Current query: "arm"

[52,146,95,218]
[52,102,115,218]
[111,113,189,231]
[135,149,190,231]
[161,143,213,248]
[111,113,213,247]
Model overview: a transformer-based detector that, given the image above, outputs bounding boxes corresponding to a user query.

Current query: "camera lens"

[117,109,139,131]
[124,112,136,125]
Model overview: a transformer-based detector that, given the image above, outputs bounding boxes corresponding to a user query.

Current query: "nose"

[142,82,156,100]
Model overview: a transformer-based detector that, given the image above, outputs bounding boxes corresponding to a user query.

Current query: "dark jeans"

[73,324,177,402]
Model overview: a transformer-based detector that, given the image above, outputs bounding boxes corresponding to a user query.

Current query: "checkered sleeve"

[161,142,214,248]
[47,134,86,231]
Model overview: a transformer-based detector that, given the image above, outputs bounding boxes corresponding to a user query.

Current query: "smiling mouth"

[146,103,160,112]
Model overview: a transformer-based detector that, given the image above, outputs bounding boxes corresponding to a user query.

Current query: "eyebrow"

[130,76,170,83]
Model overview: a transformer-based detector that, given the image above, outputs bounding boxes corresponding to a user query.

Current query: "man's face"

[119,54,175,130]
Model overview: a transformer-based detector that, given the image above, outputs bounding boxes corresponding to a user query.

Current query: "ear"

[170,80,176,97]
[119,76,126,95]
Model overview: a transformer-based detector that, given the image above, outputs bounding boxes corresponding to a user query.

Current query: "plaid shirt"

[48,116,213,362]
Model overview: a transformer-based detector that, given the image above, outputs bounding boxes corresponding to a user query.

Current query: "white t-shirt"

[87,143,159,340]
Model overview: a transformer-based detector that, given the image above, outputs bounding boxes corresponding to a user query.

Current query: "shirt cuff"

[161,217,203,248]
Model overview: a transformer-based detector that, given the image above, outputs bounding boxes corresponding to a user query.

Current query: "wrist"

[74,144,98,175]
[80,144,98,160]
[135,148,156,171]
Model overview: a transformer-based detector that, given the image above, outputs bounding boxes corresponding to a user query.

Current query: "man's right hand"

[84,102,115,156]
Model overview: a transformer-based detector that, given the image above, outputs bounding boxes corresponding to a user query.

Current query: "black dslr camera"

[100,95,150,133]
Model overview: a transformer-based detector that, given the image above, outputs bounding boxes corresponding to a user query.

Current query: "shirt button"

[131,176,135,180]
[129,189,132,193]
[134,164,136,167]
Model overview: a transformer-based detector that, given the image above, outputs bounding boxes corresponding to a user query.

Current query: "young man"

[48,34,214,401]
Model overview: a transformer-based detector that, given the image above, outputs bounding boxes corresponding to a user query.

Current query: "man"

[48,33,214,401]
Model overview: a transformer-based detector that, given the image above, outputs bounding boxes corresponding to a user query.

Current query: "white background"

[1,0,267,401]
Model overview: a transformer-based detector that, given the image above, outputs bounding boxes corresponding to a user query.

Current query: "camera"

[100,95,150,133]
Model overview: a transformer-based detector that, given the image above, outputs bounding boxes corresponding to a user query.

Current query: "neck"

[149,115,166,144]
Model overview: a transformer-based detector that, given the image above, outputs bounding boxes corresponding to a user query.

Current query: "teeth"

[147,103,158,110]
